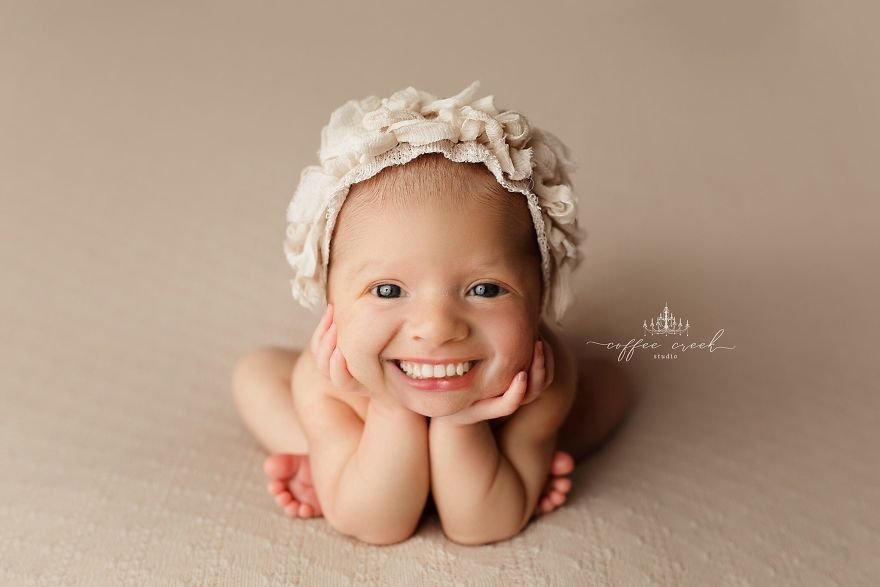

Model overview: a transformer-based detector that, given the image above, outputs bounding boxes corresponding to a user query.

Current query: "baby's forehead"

[335,198,537,265]
[333,153,538,255]
[349,155,496,201]
[345,155,533,221]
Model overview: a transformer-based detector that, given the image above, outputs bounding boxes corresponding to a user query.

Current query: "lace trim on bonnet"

[284,80,586,325]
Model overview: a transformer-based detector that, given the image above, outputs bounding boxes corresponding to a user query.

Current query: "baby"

[232,82,632,545]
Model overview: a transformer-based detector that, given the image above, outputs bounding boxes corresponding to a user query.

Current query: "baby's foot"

[533,450,575,517]
[263,454,323,518]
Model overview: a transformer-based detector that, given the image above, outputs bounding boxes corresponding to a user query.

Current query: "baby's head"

[284,81,585,416]
[326,153,543,416]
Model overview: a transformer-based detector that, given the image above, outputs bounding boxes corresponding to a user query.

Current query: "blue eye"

[469,283,506,298]
[372,283,402,298]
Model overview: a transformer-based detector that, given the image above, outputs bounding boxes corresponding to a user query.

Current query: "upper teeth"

[398,360,474,379]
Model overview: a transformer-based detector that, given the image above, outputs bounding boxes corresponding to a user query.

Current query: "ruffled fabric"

[284,80,586,325]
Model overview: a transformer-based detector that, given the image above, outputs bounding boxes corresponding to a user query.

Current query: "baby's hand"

[309,304,367,397]
[522,335,555,406]
[432,338,554,427]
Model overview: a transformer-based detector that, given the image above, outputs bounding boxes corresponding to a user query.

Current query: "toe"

[267,480,286,495]
[550,451,575,476]
[263,454,297,479]
[284,502,300,517]
[275,492,293,506]
[299,503,314,518]
[549,490,566,506]
[551,477,572,493]
[540,498,554,513]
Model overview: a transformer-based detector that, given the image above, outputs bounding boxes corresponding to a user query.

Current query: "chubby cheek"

[335,310,393,386]
[476,314,538,398]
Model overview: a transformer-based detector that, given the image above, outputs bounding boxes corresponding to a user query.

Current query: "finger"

[542,337,555,390]
[315,322,338,377]
[456,371,528,424]
[309,304,334,356]
[329,346,355,390]
[488,371,529,418]
[309,304,331,356]
[522,341,546,405]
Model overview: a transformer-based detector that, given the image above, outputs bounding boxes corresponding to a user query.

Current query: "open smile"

[388,359,481,392]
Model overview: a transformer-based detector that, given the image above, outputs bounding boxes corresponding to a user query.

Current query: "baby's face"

[326,174,542,418]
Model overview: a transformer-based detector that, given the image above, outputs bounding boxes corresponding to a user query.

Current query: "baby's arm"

[429,332,575,545]
[294,311,430,545]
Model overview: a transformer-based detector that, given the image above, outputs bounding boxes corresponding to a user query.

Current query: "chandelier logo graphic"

[586,302,736,362]
[643,302,689,337]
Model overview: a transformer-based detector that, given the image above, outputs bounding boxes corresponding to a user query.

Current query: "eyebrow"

[352,255,516,276]
[352,260,383,275]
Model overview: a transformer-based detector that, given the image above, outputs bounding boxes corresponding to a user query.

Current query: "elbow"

[332,501,421,546]
[443,532,494,546]
[443,528,518,546]
[442,516,526,546]
[330,486,427,546]
[353,523,419,546]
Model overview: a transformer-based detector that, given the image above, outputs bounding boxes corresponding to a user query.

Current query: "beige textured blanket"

[1,2,876,584]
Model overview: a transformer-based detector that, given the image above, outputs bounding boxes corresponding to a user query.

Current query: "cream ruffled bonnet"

[284,80,585,324]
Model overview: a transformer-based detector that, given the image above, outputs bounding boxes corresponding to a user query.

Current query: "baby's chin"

[392,385,505,419]
[398,397,475,419]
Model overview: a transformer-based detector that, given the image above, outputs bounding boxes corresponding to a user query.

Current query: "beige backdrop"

[1,1,877,585]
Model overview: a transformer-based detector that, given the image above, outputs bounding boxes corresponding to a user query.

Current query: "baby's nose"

[408,301,468,344]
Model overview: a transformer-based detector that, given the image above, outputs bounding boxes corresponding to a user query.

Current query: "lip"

[388,359,480,392]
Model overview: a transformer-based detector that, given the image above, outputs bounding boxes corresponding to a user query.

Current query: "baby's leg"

[231,347,307,453]
[231,347,320,518]
[557,357,636,463]
[529,359,634,517]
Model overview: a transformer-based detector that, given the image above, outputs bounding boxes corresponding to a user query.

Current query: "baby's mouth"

[390,359,479,380]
